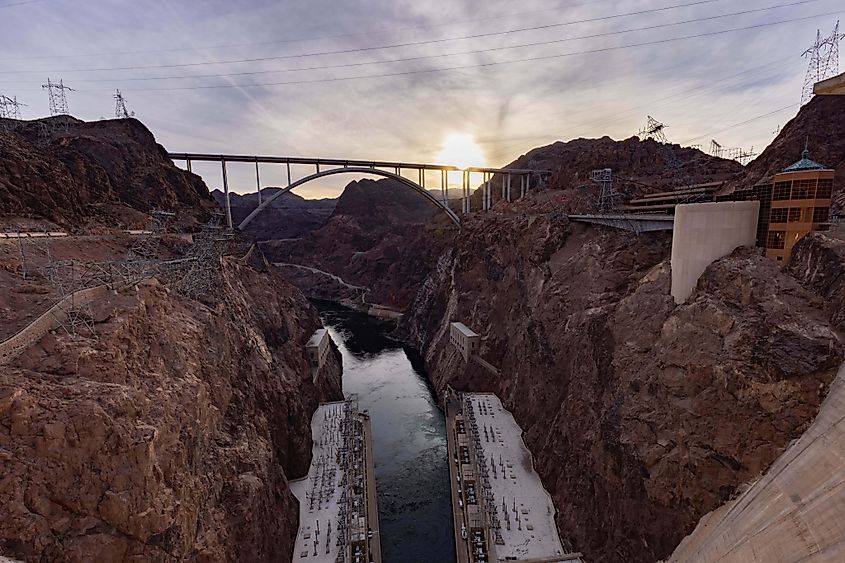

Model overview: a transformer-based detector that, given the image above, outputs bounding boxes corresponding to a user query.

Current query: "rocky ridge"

[0,117,216,231]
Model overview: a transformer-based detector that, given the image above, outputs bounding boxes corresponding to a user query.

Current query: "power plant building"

[306,328,332,369]
[450,322,480,361]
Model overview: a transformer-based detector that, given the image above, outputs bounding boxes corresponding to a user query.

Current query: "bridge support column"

[441,170,447,206]
[507,173,512,202]
[186,159,192,173]
[255,160,262,205]
[286,161,292,187]
[221,160,233,230]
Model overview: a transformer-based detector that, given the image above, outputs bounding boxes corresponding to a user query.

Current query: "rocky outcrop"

[211,189,336,241]
[0,117,217,230]
[789,229,845,331]
[0,257,342,562]
[722,95,845,212]
[264,178,456,310]
[402,191,843,562]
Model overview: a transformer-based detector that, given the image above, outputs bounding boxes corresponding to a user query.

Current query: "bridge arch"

[237,167,460,230]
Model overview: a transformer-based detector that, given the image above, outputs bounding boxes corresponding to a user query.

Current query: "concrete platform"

[446,389,584,563]
[290,401,381,563]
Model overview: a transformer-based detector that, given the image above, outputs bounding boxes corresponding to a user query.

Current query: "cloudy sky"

[2,0,842,197]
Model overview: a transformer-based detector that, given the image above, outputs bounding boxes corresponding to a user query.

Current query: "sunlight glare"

[435,134,486,169]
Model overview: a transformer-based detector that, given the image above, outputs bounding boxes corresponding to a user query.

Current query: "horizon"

[3,0,842,198]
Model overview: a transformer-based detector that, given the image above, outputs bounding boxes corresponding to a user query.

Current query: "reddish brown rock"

[0,117,217,231]
[402,194,843,562]
[0,259,342,562]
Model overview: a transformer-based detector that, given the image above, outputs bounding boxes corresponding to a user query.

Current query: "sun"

[435,134,486,169]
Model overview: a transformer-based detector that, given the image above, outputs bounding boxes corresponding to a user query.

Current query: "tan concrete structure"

[450,322,480,362]
[670,201,760,304]
[667,362,845,562]
[814,71,845,95]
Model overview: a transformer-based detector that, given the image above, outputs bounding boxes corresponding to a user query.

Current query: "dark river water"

[317,302,455,563]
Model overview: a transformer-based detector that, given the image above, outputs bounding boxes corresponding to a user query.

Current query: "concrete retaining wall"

[0,285,111,365]
[671,201,759,304]
[667,362,845,562]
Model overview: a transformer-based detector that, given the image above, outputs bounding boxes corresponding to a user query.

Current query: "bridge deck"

[167,152,550,175]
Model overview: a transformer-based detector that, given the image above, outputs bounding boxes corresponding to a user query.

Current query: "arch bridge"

[167,153,551,230]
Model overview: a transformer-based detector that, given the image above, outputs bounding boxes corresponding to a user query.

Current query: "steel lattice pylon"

[42,78,74,117]
[801,20,844,105]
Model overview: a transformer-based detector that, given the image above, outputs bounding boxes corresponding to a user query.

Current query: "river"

[317,302,455,563]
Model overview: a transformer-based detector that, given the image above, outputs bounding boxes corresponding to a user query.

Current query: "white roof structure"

[451,322,479,338]
[289,402,347,562]
[306,328,328,348]
[465,392,581,562]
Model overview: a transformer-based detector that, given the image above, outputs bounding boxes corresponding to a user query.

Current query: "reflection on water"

[317,302,455,563]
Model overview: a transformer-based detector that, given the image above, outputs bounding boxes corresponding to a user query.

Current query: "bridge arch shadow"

[237,167,460,230]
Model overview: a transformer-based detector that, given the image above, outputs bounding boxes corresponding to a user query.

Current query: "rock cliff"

[211,189,336,241]
[0,255,342,561]
[401,191,844,562]
[263,177,456,310]
[0,117,216,231]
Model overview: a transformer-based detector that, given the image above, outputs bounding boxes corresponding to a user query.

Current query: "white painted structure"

[450,322,480,362]
[670,201,759,304]
[289,403,348,563]
[465,392,580,562]
[306,328,332,369]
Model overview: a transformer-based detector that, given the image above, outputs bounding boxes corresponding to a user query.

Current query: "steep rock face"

[402,192,843,562]
[722,95,845,211]
[0,117,216,230]
[789,229,845,330]
[0,258,342,562]
[211,189,336,241]
[264,178,456,310]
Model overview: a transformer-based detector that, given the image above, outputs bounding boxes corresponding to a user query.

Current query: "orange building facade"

[763,150,833,262]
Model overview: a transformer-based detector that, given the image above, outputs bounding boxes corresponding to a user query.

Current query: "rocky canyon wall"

[401,191,844,562]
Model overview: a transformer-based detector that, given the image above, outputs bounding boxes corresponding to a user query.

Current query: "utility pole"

[42,78,74,116]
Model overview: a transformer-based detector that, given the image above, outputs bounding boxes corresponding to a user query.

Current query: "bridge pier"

[221,159,233,229]
[507,173,512,202]
[254,160,262,205]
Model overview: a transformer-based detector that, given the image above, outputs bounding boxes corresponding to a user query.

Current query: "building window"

[766,230,786,249]
[772,182,792,200]
[791,179,816,199]
[787,208,802,222]
[813,207,830,223]
[816,179,833,199]
[770,208,788,223]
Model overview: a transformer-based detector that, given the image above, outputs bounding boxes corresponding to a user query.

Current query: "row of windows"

[772,179,834,201]
[769,207,830,224]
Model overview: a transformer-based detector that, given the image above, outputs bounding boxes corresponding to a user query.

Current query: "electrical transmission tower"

[638,116,668,143]
[801,20,844,105]
[114,89,134,119]
[0,95,25,120]
[590,168,620,212]
[42,78,73,116]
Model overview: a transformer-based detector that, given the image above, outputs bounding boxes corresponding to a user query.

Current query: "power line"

[3,0,616,61]
[0,0,739,74]
[79,9,844,93]
[679,103,798,144]
[0,0,815,86]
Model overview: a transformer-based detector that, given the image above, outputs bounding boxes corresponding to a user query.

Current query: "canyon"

[1,92,844,563]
